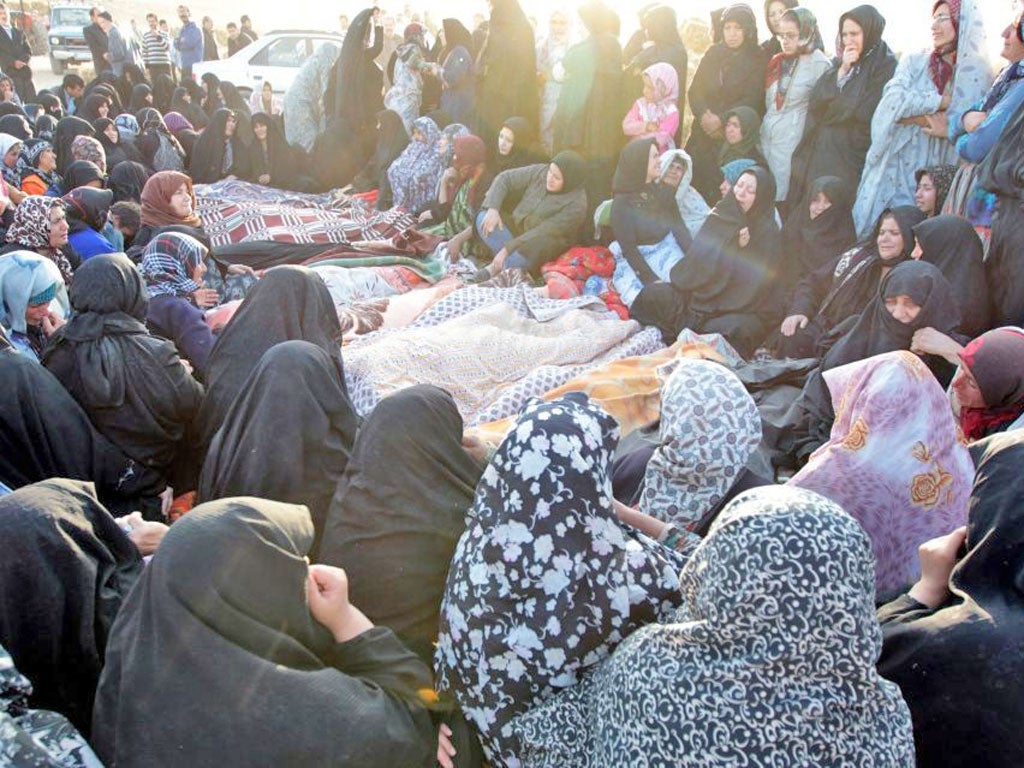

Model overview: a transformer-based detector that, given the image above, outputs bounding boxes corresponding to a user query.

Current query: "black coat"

[83,22,109,71]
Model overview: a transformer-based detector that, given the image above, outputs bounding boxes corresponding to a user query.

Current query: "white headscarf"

[658,148,711,238]
[0,251,68,333]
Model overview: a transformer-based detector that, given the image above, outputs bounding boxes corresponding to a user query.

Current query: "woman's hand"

[257,173,271,185]
[418,209,434,223]
[115,511,169,556]
[226,263,257,278]
[962,111,987,133]
[737,227,750,248]
[908,526,967,608]
[461,433,491,464]
[922,112,949,139]
[40,311,66,336]
[838,44,860,76]
[437,723,457,768]
[780,314,809,337]
[910,327,963,364]
[491,247,509,272]
[480,208,503,237]
[191,288,220,308]
[447,236,463,261]
[307,564,374,643]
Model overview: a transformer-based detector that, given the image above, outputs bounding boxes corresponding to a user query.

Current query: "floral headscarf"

[70,135,107,174]
[139,231,207,299]
[386,116,444,213]
[4,196,72,283]
[439,122,469,167]
[114,113,139,140]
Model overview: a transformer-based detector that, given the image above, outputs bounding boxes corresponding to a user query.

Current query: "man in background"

[226,22,253,56]
[98,11,128,77]
[55,72,84,114]
[83,6,109,73]
[0,2,34,101]
[240,15,257,40]
[174,5,202,81]
[201,16,218,61]
[142,12,173,81]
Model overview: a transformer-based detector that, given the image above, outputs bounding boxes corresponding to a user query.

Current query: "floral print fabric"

[434,393,685,767]
[512,486,916,768]
[788,350,973,594]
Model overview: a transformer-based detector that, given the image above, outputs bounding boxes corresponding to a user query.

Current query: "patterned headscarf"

[70,135,107,174]
[386,116,444,213]
[915,164,957,214]
[642,62,678,103]
[513,486,917,766]
[929,0,960,94]
[139,232,207,299]
[439,122,469,167]
[162,111,194,133]
[788,350,973,594]
[639,360,761,541]
[114,113,139,139]
[435,393,685,766]
[4,196,71,283]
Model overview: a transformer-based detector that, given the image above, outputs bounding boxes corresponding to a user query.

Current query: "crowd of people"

[1,0,1024,766]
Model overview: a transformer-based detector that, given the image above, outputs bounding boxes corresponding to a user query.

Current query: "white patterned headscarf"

[639,359,761,532]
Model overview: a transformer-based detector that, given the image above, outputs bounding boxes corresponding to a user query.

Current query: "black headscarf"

[78,93,110,124]
[326,8,383,135]
[318,385,484,663]
[611,136,656,195]
[63,186,113,232]
[34,113,57,142]
[219,81,254,144]
[0,113,30,141]
[357,109,409,191]
[783,175,858,279]
[194,266,347,455]
[878,430,1024,766]
[441,18,475,61]
[54,116,96,176]
[200,72,224,116]
[91,497,436,767]
[249,111,295,187]
[475,0,539,146]
[42,254,204,485]
[128,83,153,113]
[198,340,357,552]
[152,73,175,113]
[550,149,586,193]
[913,214,989,337]
[109,160,150,203]
[63,159,105,190]
[494,115,543,173]
[37,91,63,118]
[0,479,142,736]
[189,108,248,184]
[171,85,209,130]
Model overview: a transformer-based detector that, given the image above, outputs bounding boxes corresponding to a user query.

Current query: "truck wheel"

[50,55,65,75]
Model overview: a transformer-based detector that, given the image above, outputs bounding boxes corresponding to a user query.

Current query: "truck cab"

[47,4,92,74]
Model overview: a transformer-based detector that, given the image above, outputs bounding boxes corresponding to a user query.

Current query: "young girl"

[622,63,679,153]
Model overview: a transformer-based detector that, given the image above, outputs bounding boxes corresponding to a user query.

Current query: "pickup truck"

[47,3,92,74]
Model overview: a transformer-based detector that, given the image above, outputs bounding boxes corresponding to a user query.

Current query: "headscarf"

[928,0,959,94]
[318,385,484,664]
[194,266,347,455]
[109,161,150,204]
[721,157,756,185]
[37,91,63,118]
[764,8,824,110]
[113,113,139,139]
[70,134,106,174]
[912,214,988,336]
[495,115,541,173]
[63,186,113,233]
[0,479,142,735]
[611,136,656,195]
[54,117,96,178]
[386,116,444,213]
[162,111,193,133]
[63,159,104,190]
[33,113,57,143]
[718,105,763,165]
[90,497,436,767]
[18,138,60,191]
[0,114,30,141]
[451,133,489,208]
[434,393,685,766]
[550,149,586,193]
[640,360,761,538]
[957,328,1024,440]
[139,170,201,228]
[914,164,956,214]
[441,17,475,60]
[128,83,153,113]
[0,250,68,333]
[362,109,409,189]
[78,93,109,124]
[878,430,1024,766]
[189,108,241,184]
[0,132,22,185]
[139,231,206,299]
[789,350,973,593]
[782,174,857,276]
[514,485,917,766]
[658,148,712,237]
[4,197,72,283]
[439,122,469,167]
[642,61,678,103]
[199,340,358,551]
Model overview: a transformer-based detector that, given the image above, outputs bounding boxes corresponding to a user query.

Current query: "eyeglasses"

[778,32,800,41]
[932,13,952,24]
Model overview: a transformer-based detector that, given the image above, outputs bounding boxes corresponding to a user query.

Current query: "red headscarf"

[451,134,489,208]
[929,0,960,95]
[958,327,1024,440]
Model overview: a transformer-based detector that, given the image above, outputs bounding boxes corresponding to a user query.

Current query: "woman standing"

[535,11,571,155]
[434,19,476,128]
[383,23,431,132]
[474,0,538,150]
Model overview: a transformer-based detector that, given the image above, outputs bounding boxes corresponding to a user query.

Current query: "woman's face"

[225,114,237,137]
[733,171,757,213]
[39,148,56,172]
[498,127,514,156]
[661,159,685,188]
[841,19,864,57]
[0,80,11,98]
[951,364,986,409]
[3,145,19,168]
[876,215,905,260]
[48,206,69,248]
[1001,12,1024,62]
[25,301,51,326]
[144,92,154,105]
[263,82,273,96]
[98,101,109,118]
[253,121,268,141]
[722,20,745,49]
[884,293,922,324]
[645,143,660,183]
[720,177,733,198]
[169,183,193,218]
[104,124,119,143]
[546,163,564,193]
[910,238,924,260]
[436,134,450,157]
[915,173,937,215]
[931,3,957,50]
[766,0,788,34]
[412,128,426,143]
[808,191,832,220]
[778,17,801,56]
[182,91,192,103]
[723,115,743,145]
[549,11,568,39]
[642,74,655,102]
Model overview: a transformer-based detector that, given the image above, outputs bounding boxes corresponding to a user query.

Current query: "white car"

[192,30,344,97]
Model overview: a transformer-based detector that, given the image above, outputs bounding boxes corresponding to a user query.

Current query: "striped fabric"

[141,31,172,66]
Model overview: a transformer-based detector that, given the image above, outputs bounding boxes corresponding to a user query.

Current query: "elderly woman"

[0,251,68,360]
[1,196,74,283]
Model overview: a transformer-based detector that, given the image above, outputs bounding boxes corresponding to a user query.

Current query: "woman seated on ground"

[109,160,149,204]
[471,150,587,280]
[381,116,445,214]
[248,112,308,191]
[62,187,116,260]
[318,385,486,665]
[511,486,916,767]
[134,108,186,173]
[129,170,204,257]
[0,132,24,193]
[171,85,209,131]
[162,111,201,165]
[630,165,781,357]
[717,106,767,173]
[139,232,218,376]
[193,266,345,458]
[63,160,105,194]
[93,117,144,169]
[655,148,712,239]
[435,394,688,767]
[776,205,925,360]
[198,341,357,553]
[420,134,490,262]
[788,350,973,595]
[128,83,153,114]
[200,72,225,117]
[0,251,68,360]
[350,109,409,197]
[913,164,956,217]
[70,134,107,174]
[54,116,95,177]
[189,108,250,184]
[0,479,147,736]
[77,93,110,124]
[248,81,283,117]
[877,430,1024,767]
[91,497,437,767]
[43,254,204,507]
[18,138,61,197]
[608,138,693,307]
[490,116,545,177]
[779,175,857,290]
[611,359,766,552]
[2,195,76,284]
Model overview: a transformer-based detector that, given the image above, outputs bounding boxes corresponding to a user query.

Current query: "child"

[622,63,679,153]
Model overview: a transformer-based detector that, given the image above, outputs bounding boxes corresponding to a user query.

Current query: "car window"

[51,7,92,27]
[311,38,339,56]
[250,36,306,68]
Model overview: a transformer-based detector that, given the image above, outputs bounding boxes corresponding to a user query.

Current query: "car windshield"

[51,8,91,27]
